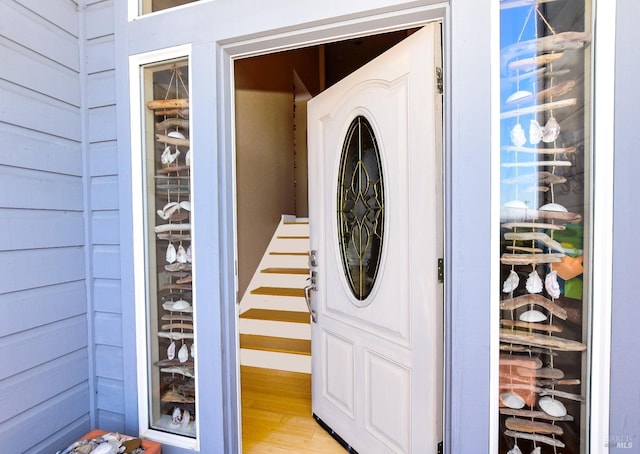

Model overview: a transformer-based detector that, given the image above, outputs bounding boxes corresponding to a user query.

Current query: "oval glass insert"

[337,115,384,301]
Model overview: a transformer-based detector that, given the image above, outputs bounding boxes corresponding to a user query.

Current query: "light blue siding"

[0,37,81,106]
[0,209,84,250]
[2,385,90,454]
[96,377,125,414]
[13,0,80,38]
[86,36,115,75]
[2,124,83,176]
[84,0,125,437]
[95,409,126,434]
[0,350,89,425]
[88,105,117,143]
[0,281,86,337]
[95,345,124,381]
[87,70,117,108]
[92,211,120,245]
[2,0,80,72]
[0,0,91,451]
[93,279,122,313]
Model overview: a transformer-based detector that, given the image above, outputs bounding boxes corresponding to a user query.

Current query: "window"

[498,1,592,451]
[140,0,199,15]
[141,58,196,439]
[337,116,385,302]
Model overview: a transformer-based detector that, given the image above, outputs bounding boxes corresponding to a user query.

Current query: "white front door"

[307,23,444,453]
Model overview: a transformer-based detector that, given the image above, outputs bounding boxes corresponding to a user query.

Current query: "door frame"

[221,4,449,451]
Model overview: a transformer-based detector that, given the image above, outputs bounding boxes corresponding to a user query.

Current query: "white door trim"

[221,4,449,451]
[590,0,616,451]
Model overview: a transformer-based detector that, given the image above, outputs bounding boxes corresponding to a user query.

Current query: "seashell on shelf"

[171,299,191,311]
[179,200,191,211]
[510,123,527,147]
[503,270,520,293]
[500,391,526,409]
[162,302,193,313]
[166,243,177,263]
[182,409,191,428]
[503,200,529,220]
[526,270,543,293]
[538,396,567,417]
[545,270,561,298]
[172,407,182,425]
[178,343,189,363]
[160,147,180,165]
[504,200,528,209]
[157,201,179,220]
[185,149,191,167]
[186,244,192,263]
[530,447,541,454]
[539,202,568,212]
[168,130,186,140]
[190,342,196,359]
[519,309,547,323]
[507,445,523,454]
[176,245,188,263]
[542,115,561,143]
[161,146,181,166]
[529,119,543,145]
[167,340,176,360]
[506,90,532,104]
[165,262,192,272]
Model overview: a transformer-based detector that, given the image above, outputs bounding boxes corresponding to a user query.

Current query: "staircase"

[238,215,311,373]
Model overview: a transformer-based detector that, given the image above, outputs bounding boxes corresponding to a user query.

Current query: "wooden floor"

[241,366,346,453]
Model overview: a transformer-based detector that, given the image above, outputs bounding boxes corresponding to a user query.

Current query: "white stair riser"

[239,318,310,339]
[240,348,311,374]
[265,255,310,268]
[240,295,309,313]
[251,273,309,288]
[267,239,309,253]
[278,223,311,237]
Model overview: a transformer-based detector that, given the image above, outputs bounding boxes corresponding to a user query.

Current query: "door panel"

[308,23,443,453]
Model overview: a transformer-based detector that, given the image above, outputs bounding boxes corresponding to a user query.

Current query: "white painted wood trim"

[489,0,500,452]
[128,44,199,452]
[223,6,449,452]
[128,0,215,22]
[590,0,616,451]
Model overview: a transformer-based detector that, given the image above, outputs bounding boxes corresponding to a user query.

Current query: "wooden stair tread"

[261,267,310,275]
[269,251,309,256]
[240,308,310,324]
[277,235,310,239]
[283,221,309,225]
[240,334,311,356]
[251,286,305,297]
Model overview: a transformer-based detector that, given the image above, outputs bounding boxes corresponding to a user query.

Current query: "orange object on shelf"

[80,429,161,454]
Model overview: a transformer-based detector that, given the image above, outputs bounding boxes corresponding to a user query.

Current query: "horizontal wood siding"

[0,0,92,451]
[84,0,125,434]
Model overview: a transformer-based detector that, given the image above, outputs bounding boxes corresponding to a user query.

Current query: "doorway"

[232,22,443,453]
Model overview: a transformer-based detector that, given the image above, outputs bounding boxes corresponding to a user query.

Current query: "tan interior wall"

[234,49,320,300]
[235,89,294,299]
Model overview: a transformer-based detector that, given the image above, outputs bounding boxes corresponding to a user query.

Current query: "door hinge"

[436,67,443,95]
[437,258,444,284]
[437,441,443,454]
